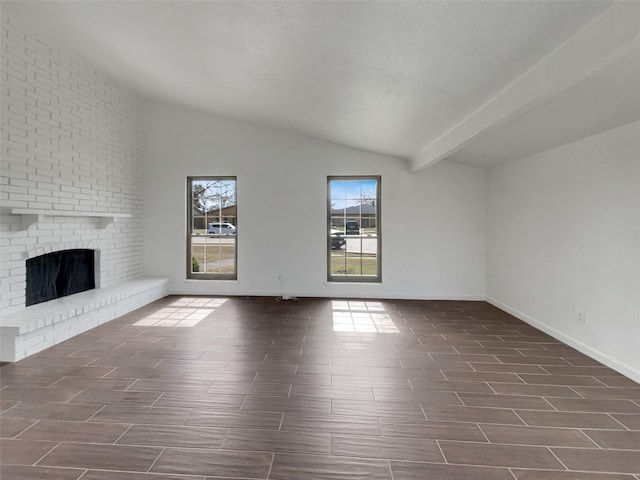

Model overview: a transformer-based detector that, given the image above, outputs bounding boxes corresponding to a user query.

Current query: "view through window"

[328,176,381,282]
[187,177,237,279]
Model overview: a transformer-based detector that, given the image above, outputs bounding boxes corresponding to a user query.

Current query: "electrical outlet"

[577,311,586,325]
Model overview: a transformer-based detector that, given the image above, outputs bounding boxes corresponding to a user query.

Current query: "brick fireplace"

[1,16,145,317]
[0,17,170,363]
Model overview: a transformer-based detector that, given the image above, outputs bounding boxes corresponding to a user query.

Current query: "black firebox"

[25,249,95,307]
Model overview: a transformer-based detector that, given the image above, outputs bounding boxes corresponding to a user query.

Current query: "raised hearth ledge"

[0,275,170,362]
[10,208,131,229]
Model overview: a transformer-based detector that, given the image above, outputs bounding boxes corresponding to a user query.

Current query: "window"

[328,176,381,282]
[187,177,237,280]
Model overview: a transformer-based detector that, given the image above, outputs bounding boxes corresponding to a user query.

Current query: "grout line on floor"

[145,446,165,473]
[31,441,61,467]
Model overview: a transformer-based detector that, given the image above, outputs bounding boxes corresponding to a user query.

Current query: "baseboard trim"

[486,296,639,384]
[170,286,486,302]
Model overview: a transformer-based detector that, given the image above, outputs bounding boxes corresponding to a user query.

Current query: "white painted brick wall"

[0,17,145,314]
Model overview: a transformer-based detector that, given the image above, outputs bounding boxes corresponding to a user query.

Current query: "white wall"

[144,101,487,300]
[0,17,145,314]
[487,121,640,382]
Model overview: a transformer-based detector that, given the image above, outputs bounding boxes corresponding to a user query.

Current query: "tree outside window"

[188,177,237,280]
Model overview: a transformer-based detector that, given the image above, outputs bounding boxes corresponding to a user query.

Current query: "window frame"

[327,175,381,283]
[186,176,237,280]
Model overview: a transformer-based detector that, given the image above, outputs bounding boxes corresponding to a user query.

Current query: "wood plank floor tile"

[583,430,640,450]
[468,362,548,374]
[37,443,162,471]
[611,414,640,430]
[331,398,425,418]
[0,386,82,403]
[68,390,162,406]
[331,374,411,388]
[571,386,640,400]
[48,376,138,391]
[0,465,85,480]
[552,448,640,474]
[270,453,391,480]
[17,419,130,443]
[125,377,214,393]
[0,438,58,465]
[104,366,186,379]
[184,409,283,430]
[0,417,37,438]
[331,433,444,462]
[207,381,292,397]
[488,382,582,397]
[223,428,331,455]
[379,418,487,441]
[458,392,555,410]
[241,395,331,414]
[39,365,116,378]
[390,461,515,480]
[494,355,572,366]
[88,405,191,425]
[150,447,272,478]
[543,366,628,377]
[296,363,371,376]
[423,405,524,425]
[440,440,564,469]
[517,410,627,429]
[440,370,526,383]
[281,412,381,435]
[479,424,597,447]
[597,376,640,388]
[407,378,495,393]
[289,383,374,400]
[545,397,640,413]
[373,387,460,405]
[1,402,102,421]
[81,471,205,480]
[89,355,167,368]
[153,391,244,410]
[116,424,228,448]
[518,374,606,386]
[0,399,20,412]
[513,470,637,480]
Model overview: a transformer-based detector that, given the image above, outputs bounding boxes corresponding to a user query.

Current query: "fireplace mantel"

[11,208,131,230]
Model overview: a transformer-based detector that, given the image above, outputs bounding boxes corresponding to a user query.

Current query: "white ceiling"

[3,1,639,169]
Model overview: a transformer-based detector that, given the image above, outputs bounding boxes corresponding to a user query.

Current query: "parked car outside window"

[330,228,346,249]
[345,221,360,235]
[207,223,236,235]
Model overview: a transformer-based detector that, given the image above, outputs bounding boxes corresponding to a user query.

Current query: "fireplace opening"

[26,249,95,307]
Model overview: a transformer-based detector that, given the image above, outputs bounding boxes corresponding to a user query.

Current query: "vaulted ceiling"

[4,1,640,170]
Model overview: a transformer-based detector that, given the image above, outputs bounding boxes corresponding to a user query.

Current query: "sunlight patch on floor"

[331,300,399,333]
[133,297,228,327]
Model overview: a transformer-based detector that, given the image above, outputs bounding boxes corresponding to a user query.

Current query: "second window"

[328,176,381,282]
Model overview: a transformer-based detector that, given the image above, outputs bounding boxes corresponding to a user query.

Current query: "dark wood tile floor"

[1,296,639,479]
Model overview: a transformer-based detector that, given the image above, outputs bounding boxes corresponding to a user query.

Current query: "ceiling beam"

[410,2,640,172]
